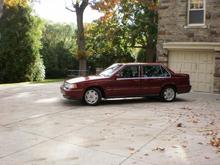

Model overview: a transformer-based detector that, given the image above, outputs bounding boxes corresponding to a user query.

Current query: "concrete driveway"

[0,82,219,165]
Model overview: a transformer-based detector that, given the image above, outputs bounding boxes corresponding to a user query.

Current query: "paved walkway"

[0,82,219,165]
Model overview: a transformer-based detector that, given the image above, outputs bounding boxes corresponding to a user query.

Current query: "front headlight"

[64,82,77,89]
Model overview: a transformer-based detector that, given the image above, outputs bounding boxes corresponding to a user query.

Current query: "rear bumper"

[60,86,83,100]
[177,85,191,94]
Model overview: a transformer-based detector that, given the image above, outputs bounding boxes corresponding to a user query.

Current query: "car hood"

[66,75,106,84]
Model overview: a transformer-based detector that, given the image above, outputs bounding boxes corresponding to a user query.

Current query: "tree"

[0,2,45,83]
[3,0,28,7]
[66,0,89,76]
[0,0,3,18]
[41,22,78,78]
[85,19,135,69]
[93,0,158,62]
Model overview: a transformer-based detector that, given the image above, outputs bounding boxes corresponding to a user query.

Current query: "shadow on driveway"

[60,96,193,107]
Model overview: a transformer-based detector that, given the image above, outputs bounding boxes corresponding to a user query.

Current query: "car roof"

[117,62,164,66]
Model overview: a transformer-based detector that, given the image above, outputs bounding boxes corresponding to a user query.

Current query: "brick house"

[157,0,220,93]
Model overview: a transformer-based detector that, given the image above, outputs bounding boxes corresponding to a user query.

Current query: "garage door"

[168,50,214,92]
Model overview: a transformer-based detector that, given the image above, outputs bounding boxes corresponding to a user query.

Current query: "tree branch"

[65,6,75,12]
[127,45,147,49]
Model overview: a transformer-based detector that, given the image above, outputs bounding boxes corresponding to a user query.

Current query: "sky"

[33,0,103,24]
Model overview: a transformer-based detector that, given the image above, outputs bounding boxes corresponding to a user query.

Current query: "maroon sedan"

[60,63,191,105]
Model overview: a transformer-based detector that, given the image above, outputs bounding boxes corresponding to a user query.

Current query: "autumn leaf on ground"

[128,147,135,154]
[193,120,199,123]
[182,145,187,148]
[210,121,215,125]
[206,130,217,136]
[152,147,165,152]
[180,107,192,110]
[128,147,135,150]
[177,123,182,127]
[210,137,220,147]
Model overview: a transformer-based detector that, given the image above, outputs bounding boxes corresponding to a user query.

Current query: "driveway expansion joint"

[119,111,190,165]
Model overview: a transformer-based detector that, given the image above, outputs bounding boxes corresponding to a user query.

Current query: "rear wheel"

[161,86,176,102]
[84,88,101,105]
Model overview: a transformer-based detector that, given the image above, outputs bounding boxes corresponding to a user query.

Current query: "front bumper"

[60,85,83,100]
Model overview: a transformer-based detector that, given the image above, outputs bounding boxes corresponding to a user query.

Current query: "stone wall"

[157,0,220,93]
[157,0,220,61]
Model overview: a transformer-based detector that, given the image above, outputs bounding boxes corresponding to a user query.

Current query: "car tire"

[83,88,102,105]
[161,86,176,102]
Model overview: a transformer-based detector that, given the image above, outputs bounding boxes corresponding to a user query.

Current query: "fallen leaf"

[152,147,165,152]
[128,147,135,151]
[182,145,187,148]
[210,121,215,125]
[192,120,198,123]
[177,123,182,127]
[210,137,220,147]
[181,107,192,110]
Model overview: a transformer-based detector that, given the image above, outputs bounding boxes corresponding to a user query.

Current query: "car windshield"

[99,64,122,77]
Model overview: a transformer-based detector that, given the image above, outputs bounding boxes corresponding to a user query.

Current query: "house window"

[188,0,205,25]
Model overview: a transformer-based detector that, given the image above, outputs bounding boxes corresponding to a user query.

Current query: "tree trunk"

[146,37,156,62]
[146,0,158,62]
[76,10,87,76]
[0,0,3,18]
[146,45,156,62]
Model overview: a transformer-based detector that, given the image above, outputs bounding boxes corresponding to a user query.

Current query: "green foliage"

[41,22,78,78]
[92,0,158,62]
[118,0,158,62]
[32,57,45,81]
[86,18,135,70]
[119,1,158,46]
[0,4,45,83]
[136,49,147,62]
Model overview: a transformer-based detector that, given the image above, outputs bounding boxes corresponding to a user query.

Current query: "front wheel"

[83,88,102,105]
[161,87,176,102]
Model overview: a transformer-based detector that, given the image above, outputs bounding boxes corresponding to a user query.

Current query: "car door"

[140,65,171,95]
[106,65,141,97]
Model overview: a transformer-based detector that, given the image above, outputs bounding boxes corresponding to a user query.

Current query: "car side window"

[160,66,170,77]
[143,65,170,78]
[120,66,139,78]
